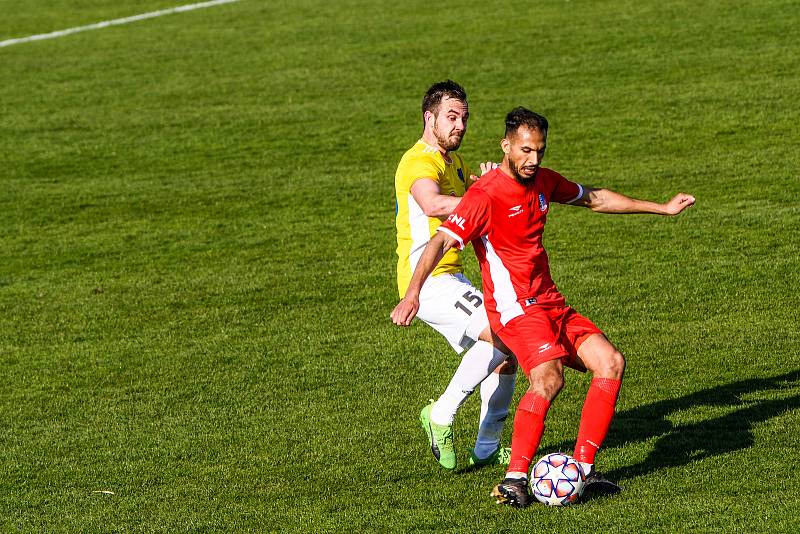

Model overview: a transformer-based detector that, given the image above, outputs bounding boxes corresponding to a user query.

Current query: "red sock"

[573,378,622,464]
[507,392,550,475]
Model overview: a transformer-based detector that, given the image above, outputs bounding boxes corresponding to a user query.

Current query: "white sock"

[430,341,505,425]
[579,462,593,475]
[506,471,527,480]
[474,367,516,458]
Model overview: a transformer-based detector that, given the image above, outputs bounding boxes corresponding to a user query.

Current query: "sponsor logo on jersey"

[538,342,552,353]
[538,193,548,213]
[525,297,537,306]
[508,204,524,218]
[447,213,466,230]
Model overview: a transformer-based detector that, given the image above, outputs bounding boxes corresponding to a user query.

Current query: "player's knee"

[600,349,625,380]
[527,365,563,400]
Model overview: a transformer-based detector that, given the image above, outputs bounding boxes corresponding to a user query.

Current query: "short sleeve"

[550,171,584,205]
[438,188,491,250]
[402,155,443,188]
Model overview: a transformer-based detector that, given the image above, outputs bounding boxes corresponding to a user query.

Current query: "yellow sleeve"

[398,153,445,191]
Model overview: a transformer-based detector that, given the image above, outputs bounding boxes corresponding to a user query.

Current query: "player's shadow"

[553,369,800,483]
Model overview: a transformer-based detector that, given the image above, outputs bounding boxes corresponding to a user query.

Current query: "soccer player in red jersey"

[391,107,695,507]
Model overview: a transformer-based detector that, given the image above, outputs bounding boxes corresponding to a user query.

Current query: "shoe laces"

[438,426,454,446]
[501,477,530,493]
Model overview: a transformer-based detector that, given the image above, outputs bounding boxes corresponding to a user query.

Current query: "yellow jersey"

[395,140,472,297]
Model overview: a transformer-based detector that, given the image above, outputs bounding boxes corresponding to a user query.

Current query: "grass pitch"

[1,0,799,531]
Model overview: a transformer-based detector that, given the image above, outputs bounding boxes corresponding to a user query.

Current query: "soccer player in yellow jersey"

[394,80,516,470]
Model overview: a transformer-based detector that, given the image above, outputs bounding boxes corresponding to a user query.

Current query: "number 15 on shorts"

[455,290,483,316]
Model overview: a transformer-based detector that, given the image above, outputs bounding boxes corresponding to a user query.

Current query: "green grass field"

[2,0,799,531]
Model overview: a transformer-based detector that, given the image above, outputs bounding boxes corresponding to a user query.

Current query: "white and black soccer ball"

[531,452,586,506]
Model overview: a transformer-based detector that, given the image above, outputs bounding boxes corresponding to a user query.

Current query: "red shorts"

[496,305,604,375]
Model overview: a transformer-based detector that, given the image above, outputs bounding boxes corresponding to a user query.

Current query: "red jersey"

[438,167,584,331]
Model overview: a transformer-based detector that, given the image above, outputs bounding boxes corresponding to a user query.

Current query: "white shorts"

[417,272,489,353]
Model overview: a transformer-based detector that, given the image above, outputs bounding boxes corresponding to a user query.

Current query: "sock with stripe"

[573,377,622,465]
[430,341,506,425]
[507,392,550,476]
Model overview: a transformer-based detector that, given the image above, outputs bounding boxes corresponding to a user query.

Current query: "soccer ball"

[531,452,586,506]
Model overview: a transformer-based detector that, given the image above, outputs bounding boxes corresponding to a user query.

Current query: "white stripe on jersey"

[566,183,585,204]
[481,236,524,326]
[419,139,440,154]
[407,193,432,274]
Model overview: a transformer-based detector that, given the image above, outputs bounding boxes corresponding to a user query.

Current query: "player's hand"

[470,161,499,181]
[664,193,696,215]
[390,297,420,326]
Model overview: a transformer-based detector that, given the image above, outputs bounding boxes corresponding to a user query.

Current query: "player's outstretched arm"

[390,231,457,326]
[575,187,696,215]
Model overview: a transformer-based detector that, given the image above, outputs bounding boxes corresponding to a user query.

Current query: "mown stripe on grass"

[0,0,240,48]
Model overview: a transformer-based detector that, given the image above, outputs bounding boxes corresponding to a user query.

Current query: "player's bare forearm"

[390,232,455,326]
[410,178,461,218]
[426,194,461,218]
[404,238,447,300]
[582,188,696,215]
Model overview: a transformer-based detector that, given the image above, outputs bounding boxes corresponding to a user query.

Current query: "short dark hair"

[422,80,467,116]
[505,107,548,137]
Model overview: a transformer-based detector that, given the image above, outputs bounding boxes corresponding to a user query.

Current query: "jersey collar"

[418,139,453,164]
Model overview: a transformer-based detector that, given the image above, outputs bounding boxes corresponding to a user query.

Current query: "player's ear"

[424,111,435,128]
[500,137,511,155]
